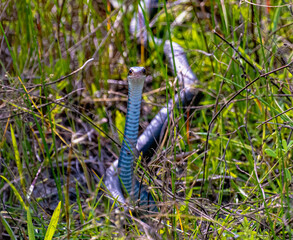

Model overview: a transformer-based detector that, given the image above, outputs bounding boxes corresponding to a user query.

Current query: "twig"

[257,106,293,128]
[0,58,95,94]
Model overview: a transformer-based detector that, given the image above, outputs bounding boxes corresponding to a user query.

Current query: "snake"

[104,67,157,212]
[104,0,199,212]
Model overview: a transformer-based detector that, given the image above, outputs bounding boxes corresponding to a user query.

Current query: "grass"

[1,0,293,239]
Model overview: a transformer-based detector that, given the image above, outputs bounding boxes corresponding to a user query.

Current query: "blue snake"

[104,0,199,212]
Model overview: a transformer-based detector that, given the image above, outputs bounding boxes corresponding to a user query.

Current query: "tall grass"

[1,0,293,239]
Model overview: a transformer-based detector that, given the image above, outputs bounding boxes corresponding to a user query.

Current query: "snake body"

[132,1,199,158]
[104,0,199,212]
[104,67,157,212]
[118,67,146,194]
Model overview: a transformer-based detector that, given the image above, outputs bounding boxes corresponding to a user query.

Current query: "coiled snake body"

[104,0,199,212]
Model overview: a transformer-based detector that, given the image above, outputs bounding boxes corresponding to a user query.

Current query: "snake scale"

[104,0,199,212]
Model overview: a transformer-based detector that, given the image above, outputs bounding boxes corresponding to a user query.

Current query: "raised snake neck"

[105,0,200,213]
[118,67,157,211]
[104,67,157,212]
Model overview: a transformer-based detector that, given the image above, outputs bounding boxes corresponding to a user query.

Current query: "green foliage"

[44,201,61,240]
[0,212,17,240]
[115,110,126,143]
[27,208,36,240]
[1,0,293,238]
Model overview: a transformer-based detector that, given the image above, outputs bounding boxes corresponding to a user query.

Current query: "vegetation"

[1,0,293,239]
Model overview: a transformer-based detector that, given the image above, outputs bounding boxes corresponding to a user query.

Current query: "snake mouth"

[128,76,146,85]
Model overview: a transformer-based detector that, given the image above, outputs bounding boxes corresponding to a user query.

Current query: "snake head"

[127,67,146,85]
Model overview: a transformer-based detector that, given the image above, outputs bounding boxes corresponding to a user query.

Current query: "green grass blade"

[27,208,35,240]
[44,201,61,240]
[0,212,17,240]
[0,175,26,210]
[10,124,25,192]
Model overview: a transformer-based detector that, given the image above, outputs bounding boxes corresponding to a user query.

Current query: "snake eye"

[128,69,133,75]
[142,68,146,74]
